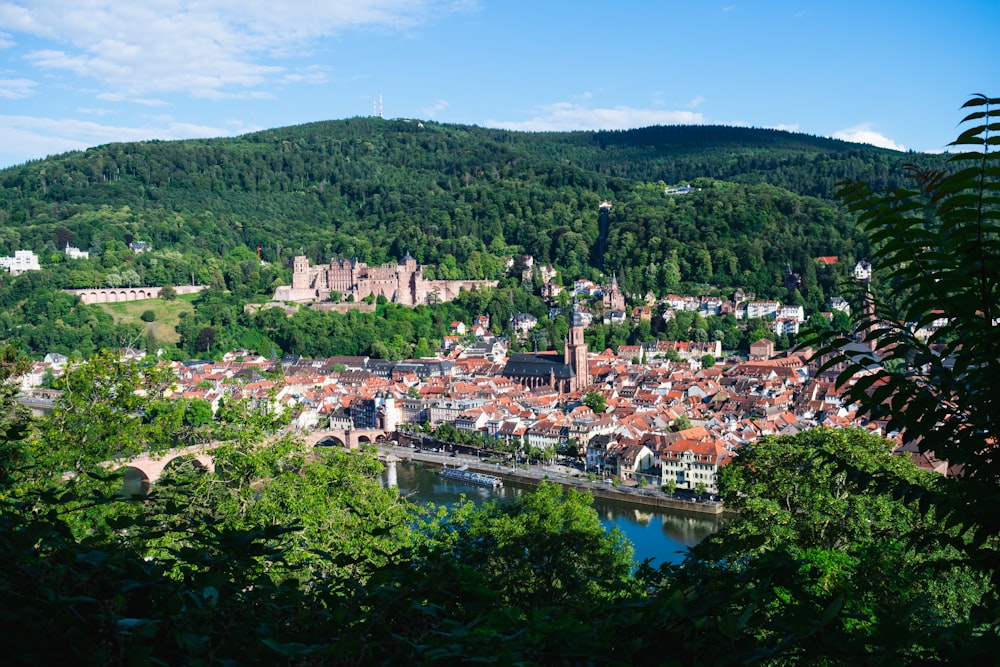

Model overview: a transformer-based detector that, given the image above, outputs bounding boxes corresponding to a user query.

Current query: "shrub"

[140,310,156,322]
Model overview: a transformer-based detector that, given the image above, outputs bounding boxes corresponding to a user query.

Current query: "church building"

[502,300,590,394]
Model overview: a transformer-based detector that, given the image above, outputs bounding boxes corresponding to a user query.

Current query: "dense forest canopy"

[0,120,939,288]
[0,119,945,361]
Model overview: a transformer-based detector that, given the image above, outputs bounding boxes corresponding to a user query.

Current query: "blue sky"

[0,0,997,168]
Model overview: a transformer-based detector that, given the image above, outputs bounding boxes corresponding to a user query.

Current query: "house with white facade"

[64,243,89,260]
[659,438,732,494]
[746,300,780,320]
[510,313,538,335]
[0,250,40,275]
[830,297,851,316]
[772,318,801,336]
[778,305,805,322]
[854,260,872,282]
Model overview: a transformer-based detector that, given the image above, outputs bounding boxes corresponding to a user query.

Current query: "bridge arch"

[120,466,151,497]
[314,435,346,447]
[112,445,216,489]
[162,454,214,477]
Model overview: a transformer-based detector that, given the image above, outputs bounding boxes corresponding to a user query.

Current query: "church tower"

[603,272,625,312]
[565,299,590,392]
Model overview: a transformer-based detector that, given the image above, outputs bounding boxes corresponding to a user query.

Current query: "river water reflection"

[392,461,721,566]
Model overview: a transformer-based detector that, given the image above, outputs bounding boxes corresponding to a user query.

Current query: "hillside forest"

[0,121,938,361]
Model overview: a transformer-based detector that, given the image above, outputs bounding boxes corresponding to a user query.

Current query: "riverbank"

[378,443,725,516]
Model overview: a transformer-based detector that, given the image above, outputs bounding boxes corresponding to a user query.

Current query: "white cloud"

[281,65,329,85]
[0,77,36,99]
[485,102,708,132]
[97,92,169,107]
[685,95,705,109]
[422,99,449,118]
[833,124,906,151]
[3,1,477,99]
[77,107,115,116]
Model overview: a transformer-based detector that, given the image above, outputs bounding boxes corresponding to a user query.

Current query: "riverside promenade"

[376,442,725,516]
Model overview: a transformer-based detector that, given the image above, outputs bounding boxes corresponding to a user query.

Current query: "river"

[390,460,721,566]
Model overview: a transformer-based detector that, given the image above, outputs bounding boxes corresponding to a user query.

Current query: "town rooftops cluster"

[20,325,932,498]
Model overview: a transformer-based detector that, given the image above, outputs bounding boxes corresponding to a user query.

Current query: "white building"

[830,297,852,316]
[778,305,805,322]
[0,250,40,275]
[65,243,89,260]
[854,260,872,282]
[772,318,801,336]
[746,300,780,320]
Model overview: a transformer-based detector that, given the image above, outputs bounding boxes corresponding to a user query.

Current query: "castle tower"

[291,255,310,290]
[565,299,590,392]
[398,252,419,305]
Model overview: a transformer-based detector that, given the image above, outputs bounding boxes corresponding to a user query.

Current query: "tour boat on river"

[440,465,503,488]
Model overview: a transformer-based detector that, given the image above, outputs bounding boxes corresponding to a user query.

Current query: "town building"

[350,391,398,431]
[0,250,40,275]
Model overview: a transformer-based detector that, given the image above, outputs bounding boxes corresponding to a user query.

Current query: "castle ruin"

[273,253,497,306]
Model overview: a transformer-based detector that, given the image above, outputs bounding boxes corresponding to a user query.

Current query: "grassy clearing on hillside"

[97,293,198,345]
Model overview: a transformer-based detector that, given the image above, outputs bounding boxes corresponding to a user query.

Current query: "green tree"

[417,482,637,611]
[196,326,218,353]
[684,428,988,662]
[37,351,177,470]
[582,390,607,414]
[184,397,213,428]
[789,96,1000,660]
[0,344,31,485]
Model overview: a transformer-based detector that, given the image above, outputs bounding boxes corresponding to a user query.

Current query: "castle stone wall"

[275,256,496,307]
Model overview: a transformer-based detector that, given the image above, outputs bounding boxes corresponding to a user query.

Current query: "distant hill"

[0,118,942,301]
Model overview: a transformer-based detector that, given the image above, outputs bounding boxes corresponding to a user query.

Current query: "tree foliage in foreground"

[673,428,991,664]
[800,94,1000,661]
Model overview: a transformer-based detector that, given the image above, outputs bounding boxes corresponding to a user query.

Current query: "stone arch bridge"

[110,428,393,492]
[303,428,394,449]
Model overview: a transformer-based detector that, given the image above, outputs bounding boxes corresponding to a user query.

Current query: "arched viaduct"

[64,284,207,305]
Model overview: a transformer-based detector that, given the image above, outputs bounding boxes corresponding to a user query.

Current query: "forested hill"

[0,118,940,298]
